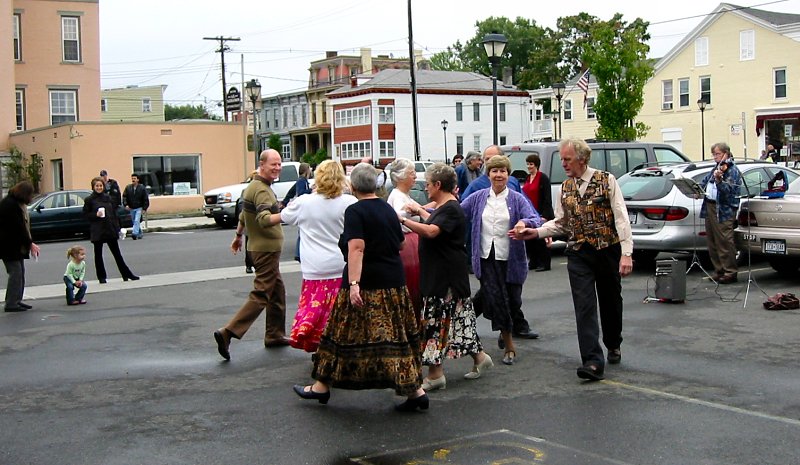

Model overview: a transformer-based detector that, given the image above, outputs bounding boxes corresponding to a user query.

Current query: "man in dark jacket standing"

[123,173,150,240]
[100,169,122,207]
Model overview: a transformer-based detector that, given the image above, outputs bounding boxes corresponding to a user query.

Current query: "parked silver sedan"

[735,177,800,273]
[617,160,798,261]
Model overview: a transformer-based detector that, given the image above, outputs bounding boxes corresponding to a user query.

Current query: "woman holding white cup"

[83,177,139,284]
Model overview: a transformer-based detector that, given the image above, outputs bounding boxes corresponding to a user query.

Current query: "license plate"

[763,239,786,255]
[628,211,637,224]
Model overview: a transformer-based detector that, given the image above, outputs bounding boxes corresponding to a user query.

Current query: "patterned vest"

[562,171,620,251]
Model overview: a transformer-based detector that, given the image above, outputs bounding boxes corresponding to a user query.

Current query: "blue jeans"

[130,208,143,237]
[63,276,88,304]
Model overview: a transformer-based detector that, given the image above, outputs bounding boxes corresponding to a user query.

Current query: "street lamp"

[552,82,566,141]
[697,98,707,161]
[550,111,559,141]
[482,32,507,146]
[441,119,449,165]
[245,79,262,166]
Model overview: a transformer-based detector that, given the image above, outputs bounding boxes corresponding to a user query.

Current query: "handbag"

[763,292,800,311]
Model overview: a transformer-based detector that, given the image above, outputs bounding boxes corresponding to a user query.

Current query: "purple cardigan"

[461,188,542,284]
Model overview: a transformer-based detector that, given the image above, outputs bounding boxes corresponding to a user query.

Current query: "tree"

[267,134,282,152]
[578,15,653,140]
[300,148,328,168]
[429,43,467,71]
[164,104,220,121]
[2,146,43,193]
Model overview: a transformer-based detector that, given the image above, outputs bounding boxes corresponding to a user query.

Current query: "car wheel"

[214,217,230,228]
[767,258,800,274]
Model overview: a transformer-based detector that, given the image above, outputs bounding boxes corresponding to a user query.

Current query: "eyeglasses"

[712,151,724,156]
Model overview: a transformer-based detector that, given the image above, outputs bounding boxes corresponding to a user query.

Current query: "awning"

[756,113,800,135]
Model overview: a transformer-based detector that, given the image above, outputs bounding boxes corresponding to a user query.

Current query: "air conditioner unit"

[662,102,673,110]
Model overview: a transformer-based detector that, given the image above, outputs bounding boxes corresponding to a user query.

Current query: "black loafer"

[497,334,505,350]
[513,329,540,339]
[577,364,604,381]
[607,348,621,364]
[18,302,32,310]
[213,329,231,361]
[4,307,26,312]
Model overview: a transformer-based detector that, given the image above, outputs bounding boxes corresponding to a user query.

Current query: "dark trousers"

[565,243,623,367]
[525,238,551,269]
[244,235,253,269]
[224,251,287,343]
[478,247,529,333]
[3,259,24,309]
[93,240,133,281]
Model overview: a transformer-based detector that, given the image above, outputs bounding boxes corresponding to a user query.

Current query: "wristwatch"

[622,252,632,257]
[349,281,359,287]
[235,232,243,237]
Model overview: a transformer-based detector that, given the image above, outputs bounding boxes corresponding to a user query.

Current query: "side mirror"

[36,204,44,212]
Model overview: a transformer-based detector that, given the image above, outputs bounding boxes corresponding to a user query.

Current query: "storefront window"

[132,155,199,196]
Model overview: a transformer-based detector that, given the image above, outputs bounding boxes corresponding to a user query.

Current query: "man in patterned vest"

[511,137,633,381]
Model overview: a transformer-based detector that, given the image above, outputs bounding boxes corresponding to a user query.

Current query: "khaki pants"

[224,251,287,343]
[704,202,738,276]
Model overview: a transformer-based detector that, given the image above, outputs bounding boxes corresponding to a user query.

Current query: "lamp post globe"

[482,32,507,146]
[245,79,262,164]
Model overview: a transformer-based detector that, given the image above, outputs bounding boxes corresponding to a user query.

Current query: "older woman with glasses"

[402,163,493,391]
[461,155,541,366]
[293,162,427,412]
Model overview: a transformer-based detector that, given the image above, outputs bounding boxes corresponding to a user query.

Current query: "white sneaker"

[421,375,446,391]
[464,353,493,379]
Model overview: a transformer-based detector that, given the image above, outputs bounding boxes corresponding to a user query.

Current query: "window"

[378,106,394,123]
[142,97,151,112]
[694,37,708,67]
[13,14,21,61]
[282,143,291,159]
[61,16,80,62]
[456,136,464,155]
[132,155,200,196]
[322,102,327,123]
[699,76,711,105]
[499,103,506,122]
[15,89,25,131]
[100,98,107,112]
[379,140,395,158]
[473,102,480,121]
[339,141,372,160]
[586,97,596,119]
[301,104,307,126]
[662,80,673,110]
[311,103,317,125]
[740,30,755,61]
[50,90,77,125]
[292,106,298,126]
[774,68,787,99]
[334,107,371,128]
[499,136,507,145]
[282,107,288,128]
[273,109,278,128]
[563,99,573,120]
[678,78,690,107]
[456,102,463,121]
[473,135,481,151]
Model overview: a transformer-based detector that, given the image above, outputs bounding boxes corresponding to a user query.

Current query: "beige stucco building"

[640,3,800,160]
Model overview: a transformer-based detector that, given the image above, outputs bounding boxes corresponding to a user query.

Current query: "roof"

[327,69,529,98]
[727,3,800,25]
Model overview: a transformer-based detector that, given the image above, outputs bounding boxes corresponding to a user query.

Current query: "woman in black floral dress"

[401,163,493,391]
[293,162,427,412]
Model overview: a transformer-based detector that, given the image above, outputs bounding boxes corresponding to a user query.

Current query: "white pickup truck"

[202,161,306,228]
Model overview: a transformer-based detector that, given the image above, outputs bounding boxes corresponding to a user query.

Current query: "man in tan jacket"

[214,149,289,360]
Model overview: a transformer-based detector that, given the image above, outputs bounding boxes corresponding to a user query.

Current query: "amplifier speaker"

[654,259,687,302]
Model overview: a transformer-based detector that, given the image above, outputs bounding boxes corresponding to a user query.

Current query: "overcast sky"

[99,0,800,113]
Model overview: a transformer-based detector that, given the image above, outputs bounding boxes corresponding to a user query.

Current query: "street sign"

[225,87,241,112]
[730,124,742,135]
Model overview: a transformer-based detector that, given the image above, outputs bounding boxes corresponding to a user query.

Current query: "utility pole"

[203,36,240,121]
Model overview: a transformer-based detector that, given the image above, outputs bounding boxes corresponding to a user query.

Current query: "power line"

[203,36,240,121]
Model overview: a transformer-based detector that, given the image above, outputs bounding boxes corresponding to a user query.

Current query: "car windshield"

[787,177,800,194]
[618,170,676,201]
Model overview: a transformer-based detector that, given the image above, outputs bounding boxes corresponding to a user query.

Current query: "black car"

[28,189,132,241]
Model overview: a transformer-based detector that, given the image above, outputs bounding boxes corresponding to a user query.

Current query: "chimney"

[350,72,358,88]
[361,47,373,75]
[414,48,424,69]
[502,67,513,87]
[418,59,431,71]
[326,51,338,59]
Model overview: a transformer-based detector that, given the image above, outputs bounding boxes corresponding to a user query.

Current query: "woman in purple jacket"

[461,155,542,365]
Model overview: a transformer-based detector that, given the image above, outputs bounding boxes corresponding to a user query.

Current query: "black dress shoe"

[513,329,540,339]
[245,267,253,274]
[123,275,140,281]
[4,307,26,312]
[214,329,231,360]
[265,336,291,348]
[98,279,107,284]
[293,384,330,404]
[718,274,738,284]
[535,266,550,272]
[497,334,505,350]
[607,348,621,364]
[18,302,33,310]
[577,364,605,381]
[395,393,429,412]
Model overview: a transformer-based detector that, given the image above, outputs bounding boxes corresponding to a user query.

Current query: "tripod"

[732,175,768,308]
[671,177,716,283]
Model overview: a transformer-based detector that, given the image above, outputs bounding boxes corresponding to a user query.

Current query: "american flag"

[576,69,590,107]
